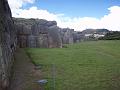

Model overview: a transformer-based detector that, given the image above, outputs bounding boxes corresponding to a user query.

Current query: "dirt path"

[9,48,42,90]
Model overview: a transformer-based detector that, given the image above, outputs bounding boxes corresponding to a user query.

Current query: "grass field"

[25,40,120,90]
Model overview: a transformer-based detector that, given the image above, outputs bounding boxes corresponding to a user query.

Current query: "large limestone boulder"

[0,0,16,89]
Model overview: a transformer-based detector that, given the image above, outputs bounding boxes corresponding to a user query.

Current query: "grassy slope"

[25,40,120,90]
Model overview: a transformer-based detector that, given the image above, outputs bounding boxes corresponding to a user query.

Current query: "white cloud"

[8,0,35,17]
[8,0,120,31]
[100,6,120,31]
[8,0,34,9]
[57,17,101,31]
[13,7,61,21]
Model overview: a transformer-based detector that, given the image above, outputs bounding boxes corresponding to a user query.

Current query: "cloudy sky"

[8,0,120,31]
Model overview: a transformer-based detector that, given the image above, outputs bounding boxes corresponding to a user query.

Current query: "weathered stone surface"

[14,18,62,48]
[60,28,74,44]
[73,32,84,43]
[14,18,88,47]
[48,26,62,48]
[28,35,37,48]
[0,0,16,89]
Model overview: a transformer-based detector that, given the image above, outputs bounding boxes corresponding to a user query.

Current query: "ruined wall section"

[60,28,74,44]
[0,0,17,89]
[14,18,62,48]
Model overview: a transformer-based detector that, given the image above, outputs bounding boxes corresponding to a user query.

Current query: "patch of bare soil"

[9,48,42,90]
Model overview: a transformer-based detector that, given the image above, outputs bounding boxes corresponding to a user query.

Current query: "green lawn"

[25,40,120,90]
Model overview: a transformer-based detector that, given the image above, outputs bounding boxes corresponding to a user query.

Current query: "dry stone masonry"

[14,18,79,48]
[0,0,17,89]
[14,18,62,48]
[59,28,74,44]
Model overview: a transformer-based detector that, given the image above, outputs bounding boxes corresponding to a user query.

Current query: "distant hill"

[82,29,109,34]
[99,31,120,40]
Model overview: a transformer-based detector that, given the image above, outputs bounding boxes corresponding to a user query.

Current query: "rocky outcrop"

[14,18,62,48]
[0,0,16,89]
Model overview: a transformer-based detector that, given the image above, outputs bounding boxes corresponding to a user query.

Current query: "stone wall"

[0,0,16,89]
[14,18,83,47]
[73,31,84,43]
[60,28,74,44]
[14,18,62,48]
